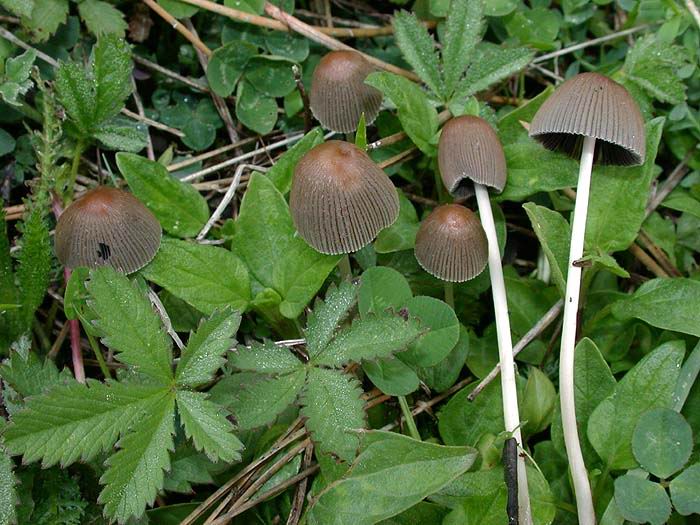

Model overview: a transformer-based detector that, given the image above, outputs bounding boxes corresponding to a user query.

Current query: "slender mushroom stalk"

[438,115,532,525]
[529,73,645,525]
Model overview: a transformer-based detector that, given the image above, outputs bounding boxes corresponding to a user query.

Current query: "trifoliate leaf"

[176,391,243,463]
[4,380,170,467]
[98,390,175,524]
[176,309,241,388]
[305,281,357,359]
[301,368,365,462]
[229,340,303,374]
[87,267,173,384]
[312,313,422,367]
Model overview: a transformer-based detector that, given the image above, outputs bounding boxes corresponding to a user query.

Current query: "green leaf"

[612,278,700,337]
[305,281,358,358]
[504,6,561,51]
[207,41,257,97]
[587,341,685,469]
[364,358,420,396]
[0,448,17,525]
[0,129,15,157]
[163,446,216,494]
[613,474,671,525]
[438,381,505,446]
[457,46,534,100]
[393,11,442,97]
[5,49,36,84]
[77,0,127,37]
[176,309,241,388]
[0,0,33,17]
[670,463,700,515]
[0,350,67,400]
[417,325,470,392]
[358,266,412,317]
[365,71,439,156]
[441,0,483,97]
[158,0,199,18]
[142,238,251,315]
[99,390,175,524]
[117,153,209,238]
[313,312,422,367]
[5,380,169,467]
[400,296,459,367]
[307,431,477,525]
[212,370,306,430]
[632,408,693,478]
[230,340,303,374]
[375,192,420,254]
[176,391,242,463]
[585,118,664,253]
[355,112,367,150]
[94,117,148,152]
[92,35,133,125]
[301,368,365,462]
[55,62,94,135]
[521,367,556,435]
[266,127,324,194]
[264,30,309,62]
[87,266,173,383]
[21,0,68,43]
[235,81,277,135]
[244,56,296,97]
[523,203,569,295]
[661,188,700,218]
[231,173,340,319]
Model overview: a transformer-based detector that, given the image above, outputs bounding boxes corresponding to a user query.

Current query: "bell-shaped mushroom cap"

[290,140,399,255]
[309,50,383,133]
[438,115,507,197]
[529,72,645,166]
[414,204,488,282]
[55,186,161,274]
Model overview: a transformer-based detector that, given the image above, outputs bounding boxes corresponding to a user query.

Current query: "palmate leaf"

[305,281,357,358]
[457,45,534,99]
[87,267,173,384]
[99,390,175,524]
[4,380,169,468]
[312,313,422,367]
[392,11,442,97]
[230,340,304,374]
[176,391,243,463]
[301,368,365,462]
[441,0,484,98]
[176,308,241,389]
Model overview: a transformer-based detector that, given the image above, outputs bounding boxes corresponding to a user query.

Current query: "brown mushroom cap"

[309,50,383,133]
[414,204,488,282]
[290,140,399,255]
[438,115,507,197]
[55,186,161,274]
[529,72,645,166]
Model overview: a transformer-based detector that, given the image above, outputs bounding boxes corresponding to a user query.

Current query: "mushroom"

[309,50,383,134]
[438,115,532,524]
[414,204,487,303]
[290,140,399,277]
[55,186,162,274]
[528,72,645,525]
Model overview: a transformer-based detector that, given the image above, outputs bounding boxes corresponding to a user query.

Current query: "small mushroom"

[437,114,532,523]
[290,140,399,257]
[414,204,487,283]
[528,72,645,525]
[55,186,161,274]
[309,50,383,133]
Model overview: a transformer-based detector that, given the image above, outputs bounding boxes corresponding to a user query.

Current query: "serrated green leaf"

[0,350,67,399]
[230,340,303,374]
[78,0,127,37]
[266,127,324,194]
[0,448,17,525]
[365,72,439,156]
[457,46,533,99]
[313,313,421,367]
[117,153,209,238]
[5,49,36,85]
[393,11,442,97]
[0,0,33,18]
[302,368,365,462]
[213,370,306,430]
[142,238,251,315]
[441,0,483,97]
[5,380,169,467]
[87,266,173,383]
[163,446,217,494]
[207,41,257,98]
[92,35,132,125]
[94,117,148,152]
[176,390,242,463]
[99,390,175,524]
[21,0,68,43]
[176,309,241,388]
[305,281,357,358]
[55,61,94,136]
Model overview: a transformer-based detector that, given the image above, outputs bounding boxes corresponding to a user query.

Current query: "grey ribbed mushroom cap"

[55,186,161,274]
[438,115,507,197]
[290,140,399,255]
[414,204,488,283]
[529,72,646,166]
[309,50,383,133]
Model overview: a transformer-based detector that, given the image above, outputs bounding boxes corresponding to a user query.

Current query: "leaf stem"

[338,254,352,281]
[397,395,420,440]
[86,329,112,379]
[66,140,85,204]
[444,281,454,308]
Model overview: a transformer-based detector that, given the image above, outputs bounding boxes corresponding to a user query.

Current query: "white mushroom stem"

[474,183,532,525]
[559,135,596,525]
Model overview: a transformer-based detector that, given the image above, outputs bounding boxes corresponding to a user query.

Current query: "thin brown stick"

[133,55,210,93]
[130,76,155,160]
[167,136,260,172]
[121,108,185,137]
[292,64,312,133]
[629,243,668,278]
[645,154,690,218]
[286,443,314,525]
[142,0,212,57]
[377,148,418,169]
[637,230,682,277]
[47,322,70,359]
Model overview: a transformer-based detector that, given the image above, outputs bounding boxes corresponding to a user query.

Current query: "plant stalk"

[338,254,352,281]
[559,135,596,525]
[474,183,532,525]
[397,396,420,440]
[444,281,454,308]
[86,330,111,379]
[66,140,85,204]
